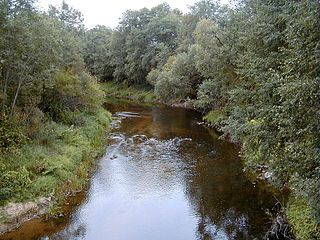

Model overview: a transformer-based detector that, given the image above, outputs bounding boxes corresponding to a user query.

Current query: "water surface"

[1,100,275,240]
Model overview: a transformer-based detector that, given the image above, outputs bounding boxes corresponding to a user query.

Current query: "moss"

[100,81,158,103]
[0,108,111,207]
[287,197,320,240]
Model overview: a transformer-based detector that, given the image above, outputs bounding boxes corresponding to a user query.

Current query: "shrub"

[0,119,27,154]
[0,163,31,205]
[41,68,105,122]
[154,52,201,102]
[203,109,225,126]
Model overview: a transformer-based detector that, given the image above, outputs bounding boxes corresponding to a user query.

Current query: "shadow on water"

[1,98,276,240]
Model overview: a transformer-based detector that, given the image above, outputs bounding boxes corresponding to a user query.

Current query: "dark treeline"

[0,0,319,239]
[83,1,320,238]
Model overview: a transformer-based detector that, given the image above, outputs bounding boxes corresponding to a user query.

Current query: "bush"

[154,52,201,102]
[0,163,31,205]
[0,119,27,154]
[146,69,160,86]
[192,79,224,110]
[41,68,105,122]
[203,109,225,126]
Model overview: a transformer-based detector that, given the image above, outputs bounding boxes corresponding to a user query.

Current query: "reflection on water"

[1,99,275,240]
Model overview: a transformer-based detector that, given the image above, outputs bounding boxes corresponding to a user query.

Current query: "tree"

[0,5,61,119]
[222,0,320,229]
[109,4,181,85]
[48,0,84,34]
[153,50,200,101]
[83,26,114,81]
[177,0,225,52]
[110,30,127,83]
[191,18,236,110]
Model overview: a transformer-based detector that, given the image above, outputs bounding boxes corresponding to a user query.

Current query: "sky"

[37,0,229,29]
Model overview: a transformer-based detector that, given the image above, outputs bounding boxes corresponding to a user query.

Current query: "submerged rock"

[0,197,52,234]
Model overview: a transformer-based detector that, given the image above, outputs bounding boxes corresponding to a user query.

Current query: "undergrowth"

[203,109,225,126]
[0,108,111,207]
[287,197,320,240]
[100,81,158,102]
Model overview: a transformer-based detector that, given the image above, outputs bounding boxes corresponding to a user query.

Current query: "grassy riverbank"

[100,82,158,103]
[0,108,111,215]
[0,65,112,233]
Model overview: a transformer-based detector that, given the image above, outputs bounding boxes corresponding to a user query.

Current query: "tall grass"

[0,108,111,206]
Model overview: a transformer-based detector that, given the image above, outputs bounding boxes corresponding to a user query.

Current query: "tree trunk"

[8,79,22,120]
[1,69,10,116]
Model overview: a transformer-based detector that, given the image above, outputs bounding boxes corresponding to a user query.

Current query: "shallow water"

[1,100,276,240]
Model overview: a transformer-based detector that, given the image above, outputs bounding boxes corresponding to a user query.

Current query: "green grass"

[0,108,111,207]
[100,81,158,102]
[287,197,320,240]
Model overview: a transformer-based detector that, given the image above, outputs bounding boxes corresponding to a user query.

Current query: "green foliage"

[203,110,224,126]
[192,79,223,110]
[102,1,320,236]
[0,0,111,209]
[191,18,236,110]
[0,108,111,206]
[0,119,27,154]
[177,0,225,52]
[287,198,320,240]
[48,0,84,34]
[154,50,201,101]
[220,1,320,233]
[0,164,31,204]
[83,26,114,81]
[193,19,222,78]
[0,0,319,237]
[0,11,60,117]
[0,0,86,122]
[100,82,157,102]
[146,69,161,86]
[153,16,234,104]
[189,0,222,22]
[109,3,182,85]
[41,68,105,122]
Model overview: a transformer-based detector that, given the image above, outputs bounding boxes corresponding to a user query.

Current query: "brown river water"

[1,99,277,240]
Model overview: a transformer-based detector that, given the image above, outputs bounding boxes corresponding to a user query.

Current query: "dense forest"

[0,0,319,239]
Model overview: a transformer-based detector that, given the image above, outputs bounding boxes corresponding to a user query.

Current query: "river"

[1,99,276,240]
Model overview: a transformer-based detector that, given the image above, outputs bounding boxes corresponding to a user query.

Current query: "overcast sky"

[37,0,229,29]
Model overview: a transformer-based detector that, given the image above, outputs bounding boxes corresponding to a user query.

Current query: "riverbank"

[0,108,112,234]
[100,82,195,110]
[100,82,158,103]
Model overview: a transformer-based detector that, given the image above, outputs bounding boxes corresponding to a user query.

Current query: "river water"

[1,99,276,240]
